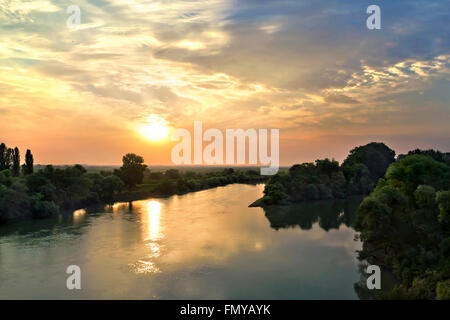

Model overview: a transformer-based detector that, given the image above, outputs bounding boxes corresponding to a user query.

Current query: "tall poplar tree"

[0,143,6,170]
[13,147,20,176]
[22,149,34,175]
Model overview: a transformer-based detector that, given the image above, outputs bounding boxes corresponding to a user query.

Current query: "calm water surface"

[0,184,362,299]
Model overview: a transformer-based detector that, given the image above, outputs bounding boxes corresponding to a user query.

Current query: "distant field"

[34,165,119,173]
[146,165,289,173]
[34,164,289,174]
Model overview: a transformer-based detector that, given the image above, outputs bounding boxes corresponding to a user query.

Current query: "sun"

[138,115,170,142]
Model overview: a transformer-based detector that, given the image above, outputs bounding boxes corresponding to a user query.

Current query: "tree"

[343,142,395,195]
[22,149,34,175]
[165,169,180,179]
[354,154,450,299]
[414,185,436,208]
[118,153,147,188]
[100,175,124,199]
[436,190,450,224]
[343,142,395,181]
[12,147,20,177]
[158,178,175,194]
[0,181,32,221]
[0,143,6,170]
[32,200,59,219]
[6,148,13,168]
[0,144,13,170]
[315,158,339,177]
[400,149,450,166]
[436,280,450,300]
[262,181,289,205]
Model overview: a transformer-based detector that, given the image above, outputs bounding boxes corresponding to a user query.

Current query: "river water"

[0,184,363,299]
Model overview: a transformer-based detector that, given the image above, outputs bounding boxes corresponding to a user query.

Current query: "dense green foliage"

[0,163,118,222]
[260,142,395,205]
[342,143,396,195]
[398,149,450,166]
[354,154,450,299]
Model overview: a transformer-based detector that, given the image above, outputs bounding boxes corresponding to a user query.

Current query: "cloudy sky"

[0,0,449,165]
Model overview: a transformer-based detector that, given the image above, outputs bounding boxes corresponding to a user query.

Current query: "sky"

[0,0,449,166]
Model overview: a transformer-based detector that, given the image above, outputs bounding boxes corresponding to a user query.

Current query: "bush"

[0,181,31,221]
[262,182,289,205]
[436,280,450,300]
[0,169,13,187]
[157,179,175,194]
[32,200,59,219]
[101,175,125,199]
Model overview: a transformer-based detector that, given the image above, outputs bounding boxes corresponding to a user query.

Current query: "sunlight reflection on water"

[145,201,162,242]
[129,200,163,274]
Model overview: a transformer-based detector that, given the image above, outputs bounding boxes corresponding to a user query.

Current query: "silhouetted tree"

[117,153,147,188]
[0,143,6,170]
[12,147,20,177]
[3,148,13,170]
[315,158,340,177]
[22,149,34,175]
[342,142,395,181]
[0,144,14,170]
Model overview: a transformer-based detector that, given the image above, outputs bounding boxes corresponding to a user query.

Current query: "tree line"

[0,145,266,223]
[0,143,34,176]
[257,142,396,205]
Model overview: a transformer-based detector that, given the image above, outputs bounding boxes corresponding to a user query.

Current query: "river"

[0,184,363,299]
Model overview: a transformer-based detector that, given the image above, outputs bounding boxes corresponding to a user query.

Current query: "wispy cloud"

[0,0,449,164]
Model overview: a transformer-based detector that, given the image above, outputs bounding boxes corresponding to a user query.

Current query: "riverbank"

[111,181,266,204]
[0,166,268,224]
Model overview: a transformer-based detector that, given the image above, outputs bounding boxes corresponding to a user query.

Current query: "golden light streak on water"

[130,200,163,274]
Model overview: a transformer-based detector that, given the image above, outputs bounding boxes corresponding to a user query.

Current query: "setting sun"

[138,115,170,142]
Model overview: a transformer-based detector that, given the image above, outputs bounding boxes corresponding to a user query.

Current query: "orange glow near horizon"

[1,1,448,166]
